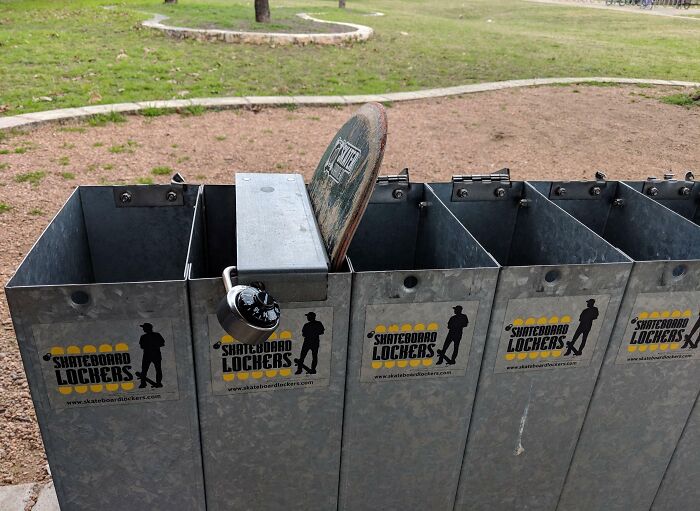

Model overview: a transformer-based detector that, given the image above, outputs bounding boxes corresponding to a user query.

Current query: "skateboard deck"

[136,371,161,388]
[308,102,388,271]
[293,358,315,374]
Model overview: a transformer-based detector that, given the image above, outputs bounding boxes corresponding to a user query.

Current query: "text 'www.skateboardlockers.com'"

[373,369,453,380]
[66,394,162,406]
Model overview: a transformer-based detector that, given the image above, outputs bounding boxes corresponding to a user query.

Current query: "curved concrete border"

[142,12,373,45]
[1,77,698,131]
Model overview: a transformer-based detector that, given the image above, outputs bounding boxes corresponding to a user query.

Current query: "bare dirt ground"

[1,83,699,485]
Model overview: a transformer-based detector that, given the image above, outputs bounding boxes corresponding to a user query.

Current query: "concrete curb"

[142,12,373,45]
[0,481,59,511]
[1,77,699,132]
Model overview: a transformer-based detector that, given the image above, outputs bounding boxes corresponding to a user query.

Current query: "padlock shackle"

[222,266,237,293]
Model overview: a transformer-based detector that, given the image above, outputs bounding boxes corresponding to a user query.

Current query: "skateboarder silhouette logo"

[436,305,469,365]
[295,312,325,375]
[682,310,700,349]
[564,299,599,357]
[137,323,164,388]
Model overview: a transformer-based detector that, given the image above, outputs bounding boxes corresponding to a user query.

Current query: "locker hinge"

[372,168,411,203]
[451,168,511,201]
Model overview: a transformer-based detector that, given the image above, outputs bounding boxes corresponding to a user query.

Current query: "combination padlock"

[216,266,280,345]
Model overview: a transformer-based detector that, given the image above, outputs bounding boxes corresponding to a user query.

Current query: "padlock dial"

[235,287,280,329]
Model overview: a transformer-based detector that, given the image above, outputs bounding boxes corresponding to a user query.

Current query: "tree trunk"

[255,0,271,23]
[339,0,346,7]
[163,0,177,4]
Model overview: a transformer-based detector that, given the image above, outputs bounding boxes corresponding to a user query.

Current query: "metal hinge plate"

[545,171,608,200]
[641,176,696,200]
[451,168,511,201]
[372,168,411,203]
[113,184,185,207]
[547,181,608,200]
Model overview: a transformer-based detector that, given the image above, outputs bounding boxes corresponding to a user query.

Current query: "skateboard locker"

[431,176,632,511]
[532,179,700,511]
[338,178,499,511]
[625,175,700,511]
[5,185,205,511]
[186,176,351,511]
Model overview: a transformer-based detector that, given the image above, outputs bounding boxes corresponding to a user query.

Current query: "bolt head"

[456,188,468,199]
[119,191,132,203]
[590,186,602,196]
[647,187,659,197]
[555,187,567,197]
[166,190,178,202]
[392,188,405,200]
[680,186,691,197]
[494,187,506,198]
[613,198,624,207]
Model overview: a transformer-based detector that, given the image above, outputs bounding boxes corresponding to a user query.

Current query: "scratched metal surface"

[188,185,350,511]
[339,184,500,511]
[434,182,632,511]
[652,394,700,510]
[308,103,387,270]
[552,182,700,511]
[627,184,700,511]
[5,186,205,511]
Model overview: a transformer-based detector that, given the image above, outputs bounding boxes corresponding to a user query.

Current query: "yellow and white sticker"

[494,294,610,373]
[208,307,333,395]
[34,319,179,409]
[360,301,480,383]
[616,291,700,364]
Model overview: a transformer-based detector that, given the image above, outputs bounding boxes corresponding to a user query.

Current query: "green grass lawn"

[144,2,354,32]
[1,0,700,116]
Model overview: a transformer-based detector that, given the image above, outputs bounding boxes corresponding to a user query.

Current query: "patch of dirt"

[174,16,355,33]
[0,84,699,485]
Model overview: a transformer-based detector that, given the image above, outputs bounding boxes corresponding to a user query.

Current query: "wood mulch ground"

[1,83,699,485]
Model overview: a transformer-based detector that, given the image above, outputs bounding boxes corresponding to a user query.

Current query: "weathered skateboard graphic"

[308,102,388,271]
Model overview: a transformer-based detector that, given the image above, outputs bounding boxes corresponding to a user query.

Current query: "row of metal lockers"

[6,172,700,511]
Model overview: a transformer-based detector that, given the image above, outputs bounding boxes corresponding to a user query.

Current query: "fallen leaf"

[88,91,102,104]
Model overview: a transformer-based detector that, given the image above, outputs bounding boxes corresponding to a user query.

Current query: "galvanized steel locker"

[5,185,205,511]
[626,176,700,511]
[339,179,500,511]
[534,180,700,511]
[187,177,350,511]
[434,177,632,511]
